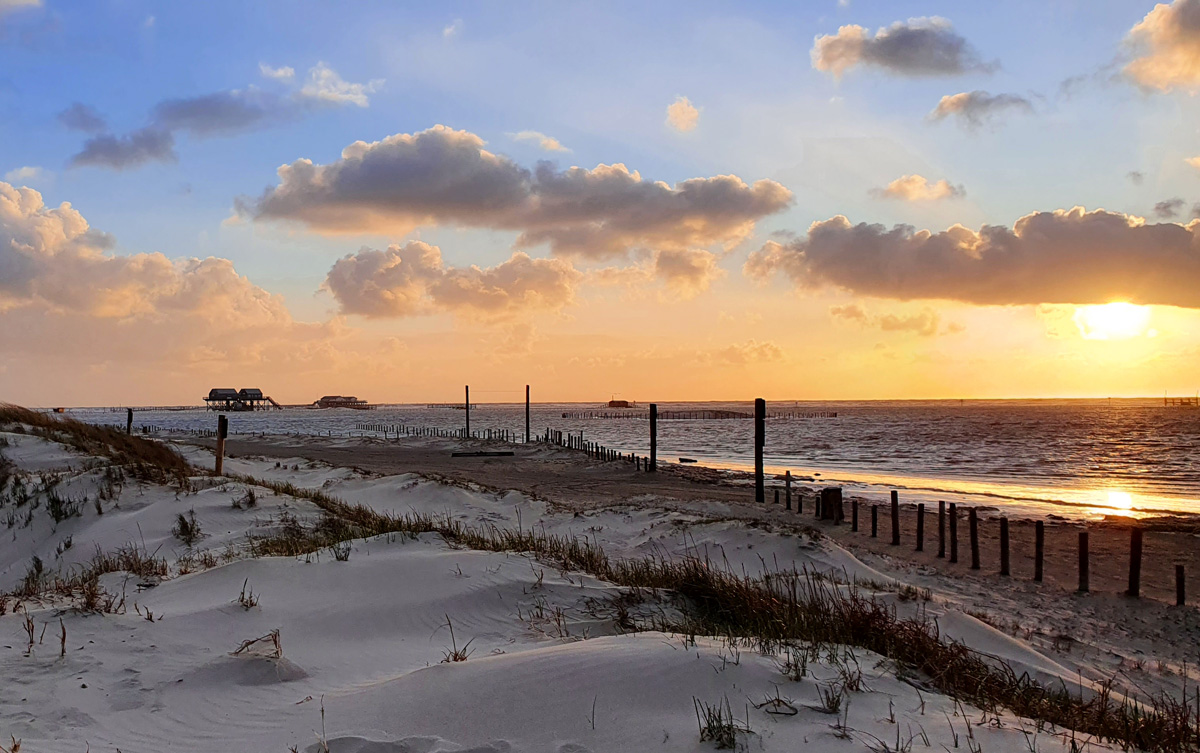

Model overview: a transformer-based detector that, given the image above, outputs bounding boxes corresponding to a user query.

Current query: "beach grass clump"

[172,509,203,546]
[9,543,167,609]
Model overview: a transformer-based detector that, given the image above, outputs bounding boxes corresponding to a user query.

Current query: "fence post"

[1000,517,1010,576]
[1127,528,1143,598]
[785,471,792,511]
[890,490,900,546]
[525,385,531,443]
[754,398,765,503]
[969,508,980,570]
[937,501,946,558]
[126,408,133,435]
[215,414,228,475]
[949,503,958,563]
[871,505,878,538]
[1078,530,1089,593]
[851,498,858,532]
[465,385,470,436]
[774,489,779,505]
[649,403,658,473]
[915,503,924,552]
[1177,565,1186,606]
[1034,521,1044,582]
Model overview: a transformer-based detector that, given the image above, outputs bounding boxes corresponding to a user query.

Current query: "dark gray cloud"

[69,127,175,170]
[245,125,793,261]
[57,102,106,133]
[830,303,949,337]
[929,91,1033,128]
[745,208,1200,308]
[153,89,289,137]
[323,241,581,318]
[1127,171,1146,185]
[812,17,996,78]
[1155,198,1186,218]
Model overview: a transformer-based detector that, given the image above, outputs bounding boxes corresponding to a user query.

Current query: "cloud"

[870,174,964,201]
[68,63,382,170]
[929,91,1033,128]
[1127,170,1146,185]
[259,62,295,81]
[812,17,996,78]
[1155,198,1186,218]
[57,102,107,133]
[69,127,175,170]
[745,207,1200,308]
[1188,156,1200,170]
[1123,0,1200,92]
[323,242,580,319]
[443,18,463,38]
[243,125,792,261]
[705,340,784,366]
[0,0,39,16]
[653,248,725,297]
[666,96,700,132]
[298,61,382,107]
[3,165,47,184]
[830,303,949,336]
[508,130,570,152]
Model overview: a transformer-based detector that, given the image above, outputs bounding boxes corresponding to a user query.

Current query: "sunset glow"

[1072,303,1154,341]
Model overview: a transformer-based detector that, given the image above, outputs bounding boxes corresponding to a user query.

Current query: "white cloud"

[508,130,570,152]
[870,174,965,201]
[1187,156,1200,170]
[259,62,296,81]
[3,166,48,185]
[0,0,40,16]
[298,62,383,108]
[443,18,463,38]
[1124,0,1200,92]
[665,96,700,132]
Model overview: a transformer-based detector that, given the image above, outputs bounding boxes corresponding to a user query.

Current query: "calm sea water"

[70,399,1200,519]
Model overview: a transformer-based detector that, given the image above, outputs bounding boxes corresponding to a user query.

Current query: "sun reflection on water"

[1106,490,1135,516]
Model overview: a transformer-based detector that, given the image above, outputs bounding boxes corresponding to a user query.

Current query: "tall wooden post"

[649,403,658,473]
[215,414,228,476]
[1177,565,1186,606]
[851,498,858,531]
[915,503,925,552]
[890,490,900,546]
[999,518,1010,576]
[525,385,530,443]
[949,503,959,563]
[126,408,133,435]
[753,398,765,503]
[1034,521,1044,582]
[1078,530,1089,593]
[870,505,878,538]
[1127,528,1143,598]
[785,471,792,511]
[464,386,470,437]
[969,508,980,570]
[937,501,946,558]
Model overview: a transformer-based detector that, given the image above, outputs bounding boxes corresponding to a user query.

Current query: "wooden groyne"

[560,409,837,420]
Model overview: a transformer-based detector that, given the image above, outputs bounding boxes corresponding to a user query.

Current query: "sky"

[2,0,1200,406]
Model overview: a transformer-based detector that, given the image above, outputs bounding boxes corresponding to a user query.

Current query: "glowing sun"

[1073,303,1154,340]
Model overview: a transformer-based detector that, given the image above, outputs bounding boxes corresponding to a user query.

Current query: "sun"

[1073,302,1153,340]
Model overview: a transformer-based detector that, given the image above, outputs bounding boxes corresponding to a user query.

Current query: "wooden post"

[1078,530,1089,593]
[821,488,843,523]
[753,398,765,503]
[1034,521,1044,582]
[949,503,958,563]
[1177,565,1185,606]
[525,385,530,443]
[465,386,470,436]
[969,508,980,570]
[1127,528,1143,598]
[785,471,792,511]
[126,408,133,435]
[774,489,779,505]
[890,490,900,546]
[937,501,946,558]
[915,503,924,552]
[871,505,878,538]
[214,414,228,476]
[649,403,658,473]
[1000,518,1010,576]
[851,498,858,532]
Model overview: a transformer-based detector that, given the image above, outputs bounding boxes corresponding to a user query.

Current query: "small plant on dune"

[693,696,751,749]
[328,540,351,562]
[439,614,475,663]
[237,578,259,610]
[232,629,282,659]
[812,681,845,714]
[0,734,21,753]
[172,509,202,546]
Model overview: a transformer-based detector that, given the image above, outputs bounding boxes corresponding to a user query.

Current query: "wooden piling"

[753,398,765,503]
[1034,521,1044,582]
[890,490,900,546]
[465,386,470,435]
[1078,530,1089,593]
[949,503,958,563]
[525,385,531,443]
[649,403,658,473]
[851,498,858,531]
[774,489,779,505]
[1127,528,1143,598]
[969,508,980,570]
[126,408,133,436]
[871,505,878,538]
[1000,517,1010,576]
[937,501,946,558]
[915,503,924,552]
[785,471,792,511]
[214,414,228,476]
[1177,565,1185,606]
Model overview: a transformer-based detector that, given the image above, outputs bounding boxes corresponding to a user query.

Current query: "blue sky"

[2,0,1200,403]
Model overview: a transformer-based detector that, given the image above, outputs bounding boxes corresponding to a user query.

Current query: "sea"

[68,399,1200,520]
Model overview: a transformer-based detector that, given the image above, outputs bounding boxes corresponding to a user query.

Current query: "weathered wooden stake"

[464,385,470,436]
[1000,517,1010,576]
[754,398,765,503]
[1034,521,1044,582]
[214,414,228,476]
[1127,527,1143,598]
[870,505,878,538]
[1078,530,1089,593]
[915,503,924,552]
[649,403,658,473]
[785,471,792,511]
[890,490,900,546]
[126,408,133,435]
[774,489,780,505]
[949,503,959,563]
[969,508,980,570]
[1177,565,1185,606]
[525,385,531,443]
[937,501,946,558]
[851,498,858,531]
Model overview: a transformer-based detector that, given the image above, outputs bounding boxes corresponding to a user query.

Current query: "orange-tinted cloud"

[665,96,699,132]
[870,174,965,201]
[1124,0,1200,92]
[812,17,995,78]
